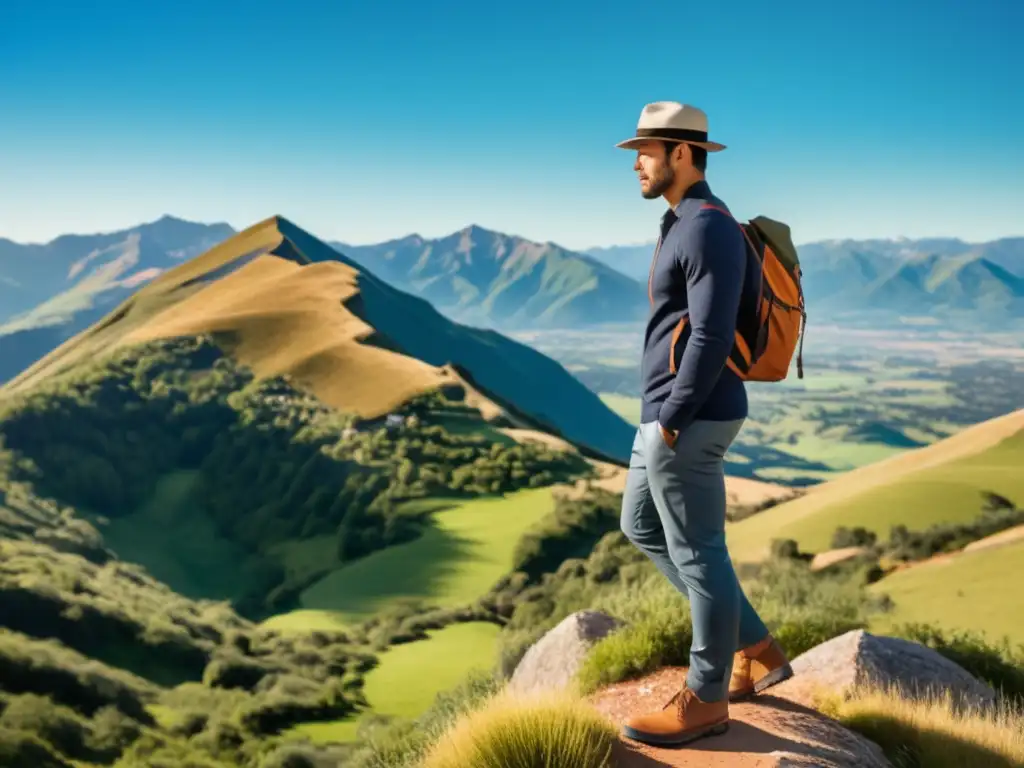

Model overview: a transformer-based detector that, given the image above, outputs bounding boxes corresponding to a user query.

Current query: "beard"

[641,166,675,199]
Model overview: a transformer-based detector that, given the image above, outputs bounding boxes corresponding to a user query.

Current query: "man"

[614,101,793,746]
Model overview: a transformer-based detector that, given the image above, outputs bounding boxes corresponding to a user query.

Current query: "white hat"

[616,101,726,152]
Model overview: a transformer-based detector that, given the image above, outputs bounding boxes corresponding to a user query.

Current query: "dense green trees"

[0,336,591,603]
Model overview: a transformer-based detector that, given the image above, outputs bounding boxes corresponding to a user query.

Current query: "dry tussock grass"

[420,688,617,768]
[816,683,1024,767]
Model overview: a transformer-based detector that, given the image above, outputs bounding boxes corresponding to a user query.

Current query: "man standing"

[614,101,793,746]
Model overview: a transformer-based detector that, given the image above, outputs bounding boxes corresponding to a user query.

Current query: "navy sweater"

[640,180,750,432]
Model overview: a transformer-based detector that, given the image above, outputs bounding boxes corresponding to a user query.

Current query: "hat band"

[636,127,709,142]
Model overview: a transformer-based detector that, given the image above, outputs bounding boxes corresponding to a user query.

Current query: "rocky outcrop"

[511,616,1005,766]
[774,629,996,710]
[593,667,892,767]
[509,610,624,695]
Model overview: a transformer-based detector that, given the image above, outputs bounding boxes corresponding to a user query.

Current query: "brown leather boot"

[729,634,794,701]
[622,685,729,747]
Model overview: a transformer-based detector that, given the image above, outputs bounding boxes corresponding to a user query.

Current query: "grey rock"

[509,610,623,695]
[776,629,995,710]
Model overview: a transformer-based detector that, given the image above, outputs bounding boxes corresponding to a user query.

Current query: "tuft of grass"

[575,613,691,695]
[817,684,1024,768]
[570,573,692,694]
[420,689,617,768]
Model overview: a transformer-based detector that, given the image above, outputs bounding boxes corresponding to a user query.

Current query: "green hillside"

[0,216,647,766]
[725,409,1024,562]
[334,225,648,330]
[0,355,625,767]
[870,538,1024,642]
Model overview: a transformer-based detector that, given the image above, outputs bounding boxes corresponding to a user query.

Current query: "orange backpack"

[702,205,807,382]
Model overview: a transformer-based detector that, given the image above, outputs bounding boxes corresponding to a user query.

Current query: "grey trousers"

[620,419,769,702]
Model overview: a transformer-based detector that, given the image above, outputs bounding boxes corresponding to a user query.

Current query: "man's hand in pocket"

[659,423,678,450]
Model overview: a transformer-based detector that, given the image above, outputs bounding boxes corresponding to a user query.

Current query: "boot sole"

[622,719,729,747]
[729,663,795,702]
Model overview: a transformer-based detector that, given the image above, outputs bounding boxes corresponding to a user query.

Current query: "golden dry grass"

[124,252,459,418]
[816,684,1024,767]
[2,216,288,393]
[420,688,617,768]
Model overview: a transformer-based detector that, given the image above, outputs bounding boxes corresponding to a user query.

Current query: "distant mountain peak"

[330,224,645,330]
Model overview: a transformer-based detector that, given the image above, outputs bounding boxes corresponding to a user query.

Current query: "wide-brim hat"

[616,101,726,152]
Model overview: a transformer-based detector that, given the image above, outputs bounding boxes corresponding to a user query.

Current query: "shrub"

[203,656,273,691]
[769,538,805,560]
[771,616,865,659]
[0,726,72,768]
[831,526,878,549]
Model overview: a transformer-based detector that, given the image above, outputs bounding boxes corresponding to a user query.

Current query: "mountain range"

[2,216,1022,386]
[587,236,1024,322]
[331,226,647,330]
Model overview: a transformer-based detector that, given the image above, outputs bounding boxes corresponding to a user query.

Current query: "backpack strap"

[699,203,760,257]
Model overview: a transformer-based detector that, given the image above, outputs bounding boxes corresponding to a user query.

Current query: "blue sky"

[1,0,1021,249]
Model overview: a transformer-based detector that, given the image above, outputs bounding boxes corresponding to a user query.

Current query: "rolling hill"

[332,225,648,330]
[4,215,634,464]
[587,235,1024,325]
[724,407,1024,563]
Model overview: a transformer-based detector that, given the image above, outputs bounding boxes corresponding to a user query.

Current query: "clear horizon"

[1,211,1021,253]
[2,0,1021,251]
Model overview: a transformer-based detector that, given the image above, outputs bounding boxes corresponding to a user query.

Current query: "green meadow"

[870,539,1024,643]
[265,487,557,630]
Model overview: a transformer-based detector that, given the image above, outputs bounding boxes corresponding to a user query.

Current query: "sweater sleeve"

[657,207,746,433]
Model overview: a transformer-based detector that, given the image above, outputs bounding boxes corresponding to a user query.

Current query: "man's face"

[633,141,677,199]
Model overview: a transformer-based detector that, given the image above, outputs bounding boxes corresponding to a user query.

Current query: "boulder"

[775,629,995,710]
[509,610,623,695]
